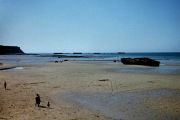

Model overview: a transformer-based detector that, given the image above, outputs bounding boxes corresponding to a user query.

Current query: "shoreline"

[0,63,18,70]
[0,61,180,120]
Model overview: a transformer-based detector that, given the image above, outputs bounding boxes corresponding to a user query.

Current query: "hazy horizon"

[0,0,180,53]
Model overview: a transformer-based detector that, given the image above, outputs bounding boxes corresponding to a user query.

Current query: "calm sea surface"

[0,52,180,74]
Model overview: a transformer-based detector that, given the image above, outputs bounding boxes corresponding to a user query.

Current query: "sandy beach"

[0,61,180,120]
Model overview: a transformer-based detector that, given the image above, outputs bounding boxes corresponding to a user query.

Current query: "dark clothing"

[35,95,41,107]
[47,102,50,108]
[4,82,7,90]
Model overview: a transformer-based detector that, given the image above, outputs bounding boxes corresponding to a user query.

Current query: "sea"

[0,52,180,74]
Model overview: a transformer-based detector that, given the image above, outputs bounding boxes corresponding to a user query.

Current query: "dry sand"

[0,61,180,120]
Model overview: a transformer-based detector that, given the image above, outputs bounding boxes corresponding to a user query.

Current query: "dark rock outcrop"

[117,52,125,54]
[73,52,82,54]
[121,58,160,67]
[0,45,24,55]
[54,53,64,54]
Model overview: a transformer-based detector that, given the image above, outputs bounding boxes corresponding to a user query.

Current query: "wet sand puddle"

[55,89,180,120]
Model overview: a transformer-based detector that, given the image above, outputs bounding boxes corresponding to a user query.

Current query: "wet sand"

[0,61,180,120]
[56,89,180,120]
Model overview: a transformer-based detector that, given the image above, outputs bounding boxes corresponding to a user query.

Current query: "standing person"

[35,94,41,107]
[47,101,50,108]
[4,81,7,90]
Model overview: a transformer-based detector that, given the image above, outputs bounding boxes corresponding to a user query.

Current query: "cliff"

[0,45,24,55]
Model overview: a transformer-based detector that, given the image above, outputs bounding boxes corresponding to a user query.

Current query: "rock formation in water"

[0,45,24,55]
[121,58,160,67]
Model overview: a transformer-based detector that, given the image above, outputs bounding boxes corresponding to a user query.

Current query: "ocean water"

[0,52,180,74]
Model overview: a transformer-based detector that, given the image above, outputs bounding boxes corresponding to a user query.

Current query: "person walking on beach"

[4,81,7,90]
[47,101,50,108]
[35,94,41,107]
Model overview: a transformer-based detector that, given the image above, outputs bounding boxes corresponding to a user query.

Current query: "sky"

[0,0,180,53]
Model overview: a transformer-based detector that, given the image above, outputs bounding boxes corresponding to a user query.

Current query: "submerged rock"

[0,45,24,55]
[121,58,160,67]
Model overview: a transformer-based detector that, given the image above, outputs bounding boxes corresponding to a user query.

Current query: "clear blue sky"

[0,0,180,53]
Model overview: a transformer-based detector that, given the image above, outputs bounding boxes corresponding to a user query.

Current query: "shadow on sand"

[39,105,53,109]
